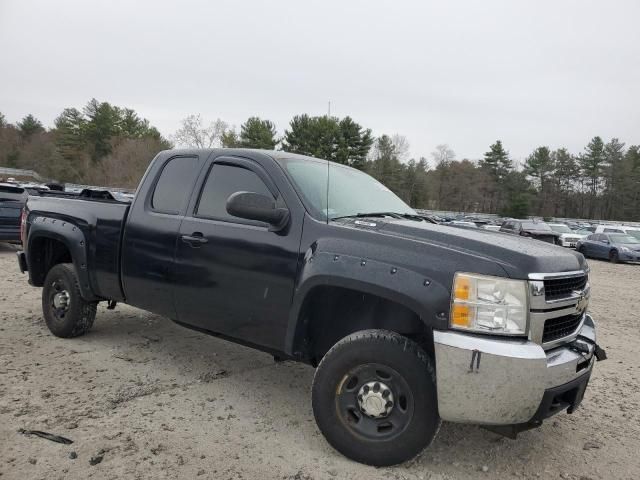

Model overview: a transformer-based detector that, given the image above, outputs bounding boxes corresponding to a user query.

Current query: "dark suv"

[0,183,27,243]
[500,219,560,244]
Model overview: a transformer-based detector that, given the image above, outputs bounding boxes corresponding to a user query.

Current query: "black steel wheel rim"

[49,279,69,322]
[335,363,414,440]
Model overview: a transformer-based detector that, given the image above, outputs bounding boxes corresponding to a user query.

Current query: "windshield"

[626,230,640,240]
[280,158,415,220]
[608,234,640,244]
[521,221,551,231]
[550,224,572,233]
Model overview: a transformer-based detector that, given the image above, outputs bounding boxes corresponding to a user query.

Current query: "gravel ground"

[0,242,639,480]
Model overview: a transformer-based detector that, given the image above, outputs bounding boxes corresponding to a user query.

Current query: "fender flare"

[27,216,98,301]
[283,250,451,358]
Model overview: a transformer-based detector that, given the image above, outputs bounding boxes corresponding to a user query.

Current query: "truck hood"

[339,218,587,279]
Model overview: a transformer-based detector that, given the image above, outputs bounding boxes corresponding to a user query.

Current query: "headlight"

[450,273,528,335]
[620,246,630,253]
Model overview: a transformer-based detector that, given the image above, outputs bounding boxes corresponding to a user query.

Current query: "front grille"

[544,275,587,300]
[565,237,579,243]
[542,313,583,343]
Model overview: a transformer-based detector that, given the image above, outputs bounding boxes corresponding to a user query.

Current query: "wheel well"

[294,286,433,366]
[29,237,73,286]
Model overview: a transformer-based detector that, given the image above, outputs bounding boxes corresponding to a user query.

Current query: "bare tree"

[430,144,455,167]
[430,144,456,209]
[172,114,229,148]
[390,134,410,162]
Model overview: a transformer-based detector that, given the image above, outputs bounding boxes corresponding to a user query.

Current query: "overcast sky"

[1,0,638,163]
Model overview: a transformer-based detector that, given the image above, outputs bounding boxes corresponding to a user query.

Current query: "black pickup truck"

[16,149,605,466]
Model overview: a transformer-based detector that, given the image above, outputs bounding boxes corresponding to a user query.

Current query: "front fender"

[27,216,98,301]
[284,248,451,357]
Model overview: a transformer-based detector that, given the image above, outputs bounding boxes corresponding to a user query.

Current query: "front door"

[172,157,302,351]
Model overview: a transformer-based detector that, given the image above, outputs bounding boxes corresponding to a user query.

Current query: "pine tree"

[17,114,44,139]
[368,135,404,194]
[282,114,340,160]
[238,117,278,149]
[479,140,512,213]
[335,116,373,169]
[579,136,606,218]
[480,140,512,181]
[524,146,554,214]
[552,148,579,217]
[602,138,625,218]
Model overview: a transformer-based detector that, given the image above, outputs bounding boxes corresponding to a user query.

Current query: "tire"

[311,330,440,466]
[609,250,619,264]
[577,246,586,257]
[42,263,97,338]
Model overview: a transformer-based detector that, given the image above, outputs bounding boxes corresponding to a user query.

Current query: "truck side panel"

[25,196,129,301]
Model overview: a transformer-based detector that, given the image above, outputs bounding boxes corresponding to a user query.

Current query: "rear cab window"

[151,156,200,214]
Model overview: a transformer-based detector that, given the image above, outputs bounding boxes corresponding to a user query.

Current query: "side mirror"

[226,191,290,231]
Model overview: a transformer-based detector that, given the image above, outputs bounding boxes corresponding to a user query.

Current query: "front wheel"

[609,250,619,263]
[42,263,97,338]
[311,330,440,466]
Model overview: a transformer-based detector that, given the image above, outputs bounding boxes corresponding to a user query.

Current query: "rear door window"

[151,156,200,214]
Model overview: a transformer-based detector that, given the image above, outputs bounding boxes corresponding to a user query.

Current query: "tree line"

[0,100,170,187]
[1,101,638,221]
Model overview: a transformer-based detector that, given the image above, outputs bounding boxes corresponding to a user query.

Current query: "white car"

[548,223,585,248]
[594,224,640,241]
[482,225,501,232]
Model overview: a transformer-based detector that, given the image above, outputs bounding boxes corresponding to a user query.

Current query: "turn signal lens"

[452,304,472,327]
[454,276,471,301]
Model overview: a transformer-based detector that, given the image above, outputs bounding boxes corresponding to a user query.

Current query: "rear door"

[582,235,595,256]
[172,155,303,351]
[592,234,608,258]
[121,154,205,319]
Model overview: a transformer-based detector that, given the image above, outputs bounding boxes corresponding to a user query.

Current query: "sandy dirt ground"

[0,242,639,480]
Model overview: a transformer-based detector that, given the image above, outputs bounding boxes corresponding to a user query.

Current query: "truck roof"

[161,148,342,166]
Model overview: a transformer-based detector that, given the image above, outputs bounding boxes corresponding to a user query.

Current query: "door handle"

[181,232,208,247]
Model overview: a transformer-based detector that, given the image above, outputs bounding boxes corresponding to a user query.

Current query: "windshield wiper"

[331,212,425,221]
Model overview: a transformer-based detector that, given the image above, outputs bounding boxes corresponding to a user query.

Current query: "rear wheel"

[609,250,619,263]
[577,245,587,257]
[312,330,440,466]
[42,263,97,338]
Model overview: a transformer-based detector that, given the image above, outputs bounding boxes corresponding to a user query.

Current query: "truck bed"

[26,194,131,300]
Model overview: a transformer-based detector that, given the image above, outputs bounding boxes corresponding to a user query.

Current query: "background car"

[548,223,586,248]
[482,224,501,232]
[593,224,640,241]
[576,233,640,263]
[499,219,560,244]
[0,183,27,243]
[447,220,478,229]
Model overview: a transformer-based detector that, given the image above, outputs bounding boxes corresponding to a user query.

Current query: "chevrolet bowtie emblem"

[573,290,589,313]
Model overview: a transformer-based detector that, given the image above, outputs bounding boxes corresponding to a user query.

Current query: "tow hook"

[572,337,607,362]
[594,344,607,361]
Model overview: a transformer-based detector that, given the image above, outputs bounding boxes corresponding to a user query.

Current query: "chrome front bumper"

[433,314,597,425]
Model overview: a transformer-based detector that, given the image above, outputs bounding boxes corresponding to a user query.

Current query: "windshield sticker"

[355,220,377,227]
